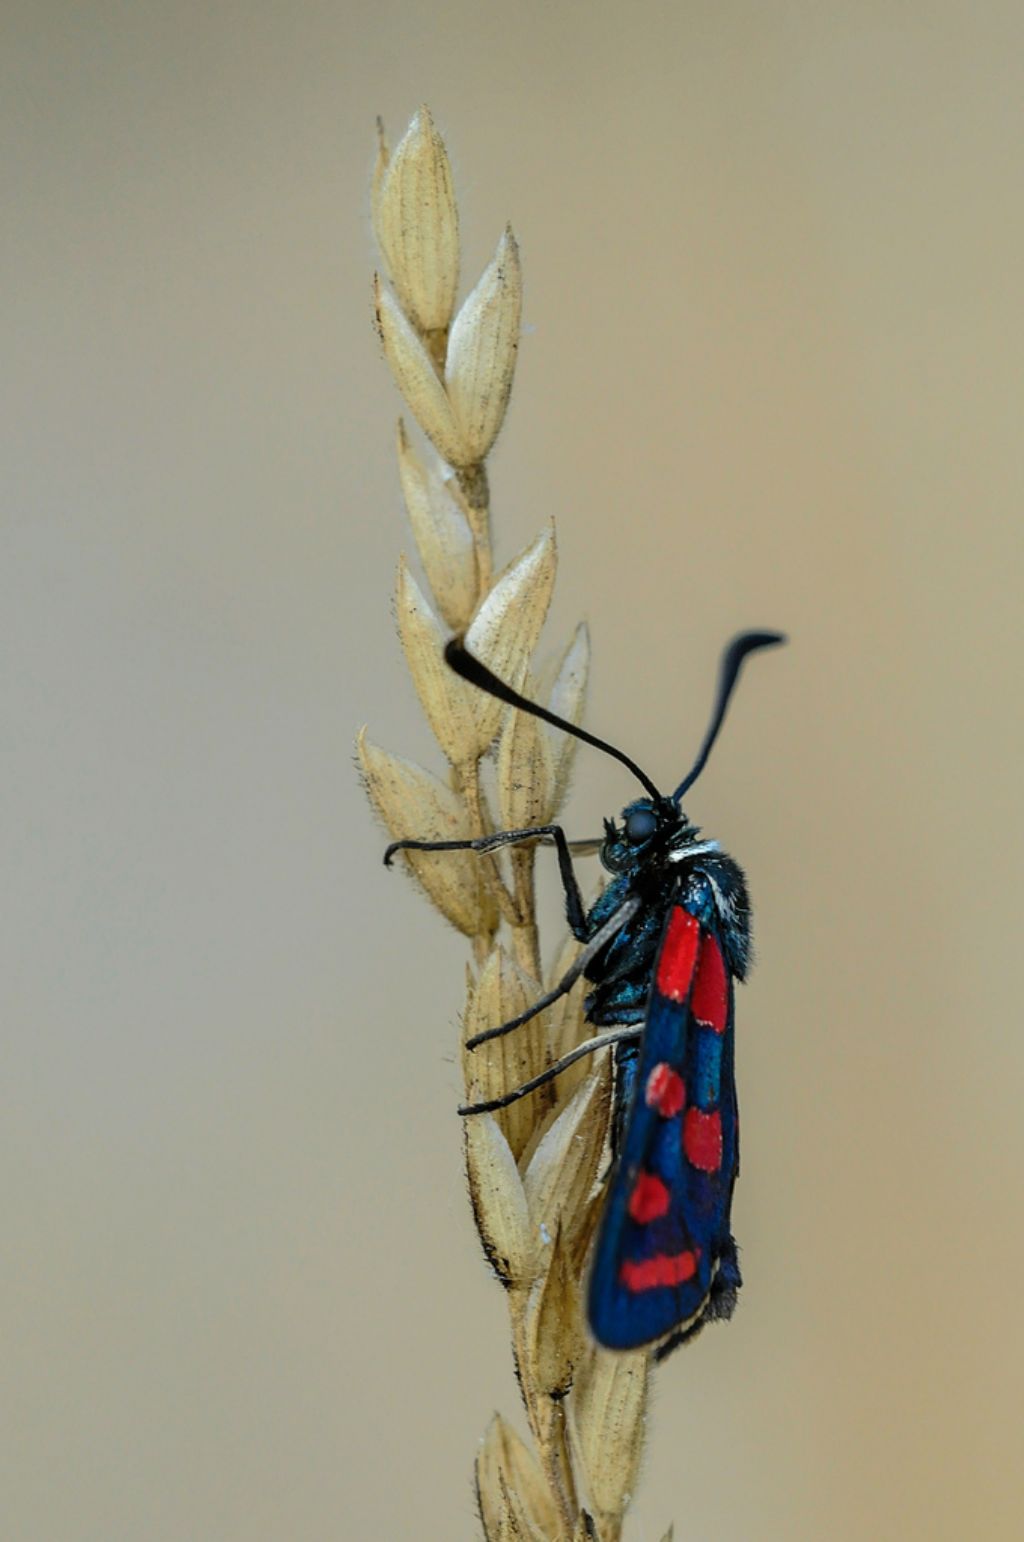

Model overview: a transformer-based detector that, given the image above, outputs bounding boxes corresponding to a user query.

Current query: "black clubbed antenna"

[445,638,665,802]
[672,630,786,803]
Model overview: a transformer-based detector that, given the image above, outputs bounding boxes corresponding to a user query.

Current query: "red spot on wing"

[620,1249,699,1292]
[691,934,728,1031]
[645,1063,685,1117]
[684,1107,723,1172]
[656,909,700,1002]
[628,1171,671,1224]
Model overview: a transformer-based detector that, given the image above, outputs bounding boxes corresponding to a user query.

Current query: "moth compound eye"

[624,809,658,844]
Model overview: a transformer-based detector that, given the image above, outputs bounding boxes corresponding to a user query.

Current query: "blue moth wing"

[587,873,741,1351]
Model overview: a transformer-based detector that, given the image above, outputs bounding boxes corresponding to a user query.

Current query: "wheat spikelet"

[360,106,662,1541]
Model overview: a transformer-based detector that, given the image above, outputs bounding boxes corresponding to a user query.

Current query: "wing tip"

[588,1236,742,1356]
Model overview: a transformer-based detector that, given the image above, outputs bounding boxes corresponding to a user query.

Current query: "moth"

[386,630,784,1355]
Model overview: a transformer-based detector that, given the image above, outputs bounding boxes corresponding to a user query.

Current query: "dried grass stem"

[361,106,660,1542]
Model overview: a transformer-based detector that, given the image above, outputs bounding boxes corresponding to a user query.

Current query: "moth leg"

[459,1025,642,1115]
[465,896,641,1050]
[385,823,591,937]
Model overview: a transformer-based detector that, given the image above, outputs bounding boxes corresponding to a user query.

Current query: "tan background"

[3,2,1022,1538]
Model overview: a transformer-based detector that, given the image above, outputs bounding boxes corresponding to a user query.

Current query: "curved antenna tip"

[672,628,787,803]
[734,628,787,650]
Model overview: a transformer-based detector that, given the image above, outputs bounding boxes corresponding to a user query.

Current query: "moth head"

[601,798,678,871]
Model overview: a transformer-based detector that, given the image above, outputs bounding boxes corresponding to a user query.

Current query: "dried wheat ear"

[359,107,669,1542]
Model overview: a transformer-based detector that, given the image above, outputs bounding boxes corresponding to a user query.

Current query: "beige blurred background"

[3,2,1022,1538]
